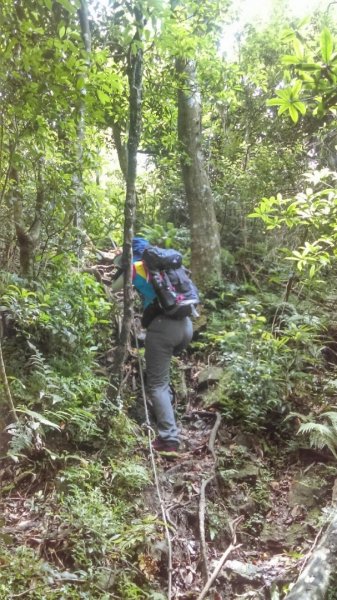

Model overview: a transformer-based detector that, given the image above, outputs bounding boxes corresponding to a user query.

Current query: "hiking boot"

[152,437,180,459]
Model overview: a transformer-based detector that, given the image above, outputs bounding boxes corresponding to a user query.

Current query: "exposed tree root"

[208,411,222,461]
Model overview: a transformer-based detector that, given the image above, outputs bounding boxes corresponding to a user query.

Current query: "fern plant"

[290,411,337,458]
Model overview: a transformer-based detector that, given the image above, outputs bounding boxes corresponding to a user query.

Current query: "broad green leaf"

[293,37,304,59]
[276,88,292,100]
[288,104,299,123]
[293,101,306,115]
[297,62,321,72]
[97,90,111,105]
[292,80,302,97]
[281,55,299,65]
[320,28,333,64]
[267,98,282,107]
[278,103,290,115]
[76,76,85,90]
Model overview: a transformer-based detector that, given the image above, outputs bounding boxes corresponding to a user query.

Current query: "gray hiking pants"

[145,315,193,444]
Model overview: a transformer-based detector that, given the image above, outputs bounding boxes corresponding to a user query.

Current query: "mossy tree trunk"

[176,57,221,289]
[11,159,44,280]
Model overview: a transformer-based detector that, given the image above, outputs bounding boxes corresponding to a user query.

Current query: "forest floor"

[1,354,337,599]
[149,423,337,598]
[136,356,337,599]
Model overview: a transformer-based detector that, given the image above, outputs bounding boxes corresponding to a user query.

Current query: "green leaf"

[76,76,85,90]
[56,0,78,13]
[320,27,333,64]
[293,101,306,115]
[288,104,299,123]
[267,98,282,107]
[293,37,304,59]
[282,55,300,65]
[296,62,321,72]
[278,103,290,116]
[292,80,302,97]
[16,408,61,431]
[276,88,292,100]
[97,90,111,105]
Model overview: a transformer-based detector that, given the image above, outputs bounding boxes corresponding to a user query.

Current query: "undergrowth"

[197,280,331,440]
[0,268,166,598]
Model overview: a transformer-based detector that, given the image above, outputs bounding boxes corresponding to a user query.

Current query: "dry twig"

[196,516,243,600]
[196,543,241,600]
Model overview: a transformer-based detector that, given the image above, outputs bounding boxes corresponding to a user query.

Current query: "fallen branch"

[196,543,240,600]
[196,516,243,600]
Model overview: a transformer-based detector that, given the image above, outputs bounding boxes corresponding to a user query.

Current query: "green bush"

[0,270,113,451]
[201,290,323,431]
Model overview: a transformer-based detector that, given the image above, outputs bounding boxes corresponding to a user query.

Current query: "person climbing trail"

[110,237,194,459]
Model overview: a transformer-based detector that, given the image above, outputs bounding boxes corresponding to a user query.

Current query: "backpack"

[142,246,200,319]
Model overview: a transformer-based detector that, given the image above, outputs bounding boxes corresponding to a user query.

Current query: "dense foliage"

[1,0,337,597]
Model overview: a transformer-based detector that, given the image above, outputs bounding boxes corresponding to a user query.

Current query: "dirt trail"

[150,392,336,600]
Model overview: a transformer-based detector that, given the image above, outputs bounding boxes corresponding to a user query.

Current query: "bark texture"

[11,162,43,279]
[285,514,337,600]
[113,8,144,375]
[176,57,221,288]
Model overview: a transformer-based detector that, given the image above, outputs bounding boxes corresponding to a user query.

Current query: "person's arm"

[110,254,125,292]
[110,269,124,292]
[110,256,136,292]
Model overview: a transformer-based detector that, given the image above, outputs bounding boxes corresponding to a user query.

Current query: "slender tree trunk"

[113,8,144,375]
[73,0,91,260]
[11,159,44,279]
[176,57,221,289]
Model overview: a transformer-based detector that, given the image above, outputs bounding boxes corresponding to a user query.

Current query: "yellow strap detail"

[134,260,149,280]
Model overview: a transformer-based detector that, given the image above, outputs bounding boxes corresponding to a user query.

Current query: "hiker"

[110,237,193,458]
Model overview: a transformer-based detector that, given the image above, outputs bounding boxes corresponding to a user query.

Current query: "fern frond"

[298,422,337,458]
[298,422,334,437]
[284,411,309,423]
[321,411,337,429]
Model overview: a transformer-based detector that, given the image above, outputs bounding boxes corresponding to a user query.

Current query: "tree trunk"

[284,513,337,600]
[113,7,144,375]
[73,0,91,260]
[176,57,221,289]
[11,160,44,279]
